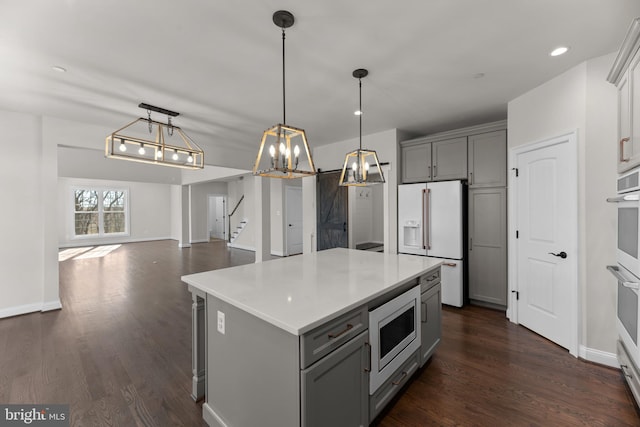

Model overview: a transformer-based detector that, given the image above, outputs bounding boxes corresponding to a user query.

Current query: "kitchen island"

[182,248,442,427]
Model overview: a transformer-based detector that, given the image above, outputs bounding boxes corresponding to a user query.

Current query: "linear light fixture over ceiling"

[105,103,204,170]
[252,10,316,179]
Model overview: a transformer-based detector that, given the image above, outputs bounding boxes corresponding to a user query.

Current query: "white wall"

[189,181,228,243]
[507,53,617,358]
[58,177,174,247]
[270,180,285,256]
[170,185,182,240]
[0,110,60,318]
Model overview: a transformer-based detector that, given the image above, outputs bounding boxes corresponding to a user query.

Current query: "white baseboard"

[203,403,228,427]
[59,236,174,249]
[271,250,285,257]
[42,300,62,312]
[179,243,192,248]
[579,345,618,368]
[190,239,209,244]
[0,299,63,319]
[227,243,255,252]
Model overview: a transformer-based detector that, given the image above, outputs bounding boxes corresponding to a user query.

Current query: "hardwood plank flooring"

[0,240,638,426]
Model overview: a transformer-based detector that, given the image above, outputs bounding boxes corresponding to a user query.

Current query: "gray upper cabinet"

[432,137,468,181]
[401,137,467,183]
[402,142,432,183]
[607,18,640,173]
[468,130,507,188]
[301,331,369,427]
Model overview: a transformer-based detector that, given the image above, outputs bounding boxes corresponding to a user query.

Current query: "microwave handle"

[606,265,640,290]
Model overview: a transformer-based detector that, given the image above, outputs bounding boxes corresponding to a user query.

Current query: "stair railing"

[228,195,245,242]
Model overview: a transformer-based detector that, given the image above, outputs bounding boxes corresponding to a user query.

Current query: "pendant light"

[339,69,385,186]
[252,10,316,179]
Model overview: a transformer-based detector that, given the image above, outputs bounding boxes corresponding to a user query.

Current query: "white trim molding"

[0,299,62,319]
[579,345,618,368]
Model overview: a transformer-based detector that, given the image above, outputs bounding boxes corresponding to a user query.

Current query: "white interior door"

[513,132,578,355]
[285,186,303,255]
[214,197,225,239]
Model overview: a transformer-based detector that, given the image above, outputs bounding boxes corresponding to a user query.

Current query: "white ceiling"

[1,0,639,166]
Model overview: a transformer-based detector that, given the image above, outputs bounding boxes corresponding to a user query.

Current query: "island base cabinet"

[369,349,420,422]
[204,296,300,427]
[420,282,442,366]
[301,331,369,427]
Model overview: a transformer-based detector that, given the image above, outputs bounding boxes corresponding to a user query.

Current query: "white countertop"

[182,248,441,335]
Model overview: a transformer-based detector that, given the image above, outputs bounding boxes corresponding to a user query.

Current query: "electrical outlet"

[217,310,225,334]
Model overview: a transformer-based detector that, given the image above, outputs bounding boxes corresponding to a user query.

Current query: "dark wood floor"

[0,240,638,426]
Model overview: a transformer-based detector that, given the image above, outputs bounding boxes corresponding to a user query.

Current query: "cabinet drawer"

[419,268,441,292]
[618,340,640,406]
[300,307,368,369]
[369,349,420,422]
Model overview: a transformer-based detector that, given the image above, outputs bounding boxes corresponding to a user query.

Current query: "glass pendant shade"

[106,108,204,170]
[339,148,384,186]
[253,124,315,178]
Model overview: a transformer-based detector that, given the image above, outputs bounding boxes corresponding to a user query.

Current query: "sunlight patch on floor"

[59,244,122,261]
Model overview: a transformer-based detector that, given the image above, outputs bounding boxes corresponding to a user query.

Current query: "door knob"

[548,251,567,259]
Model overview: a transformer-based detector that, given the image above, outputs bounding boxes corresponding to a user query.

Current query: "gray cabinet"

[401,137,467,183]
[432,137,468,181]
[302,331,369,427]
[420,281,441,366]
[369,349,420,422]
[402,143,432,182]
[468,188,507,307]
[608,18,640,173]
[468,130,507,187]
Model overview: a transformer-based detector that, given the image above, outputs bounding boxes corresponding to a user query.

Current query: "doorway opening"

[207,195,227,241]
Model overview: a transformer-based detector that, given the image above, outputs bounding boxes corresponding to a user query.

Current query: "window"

[73,188,129,238]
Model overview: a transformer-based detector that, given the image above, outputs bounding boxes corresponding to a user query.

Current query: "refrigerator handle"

[422,189,426,249]
[424,188,431,250]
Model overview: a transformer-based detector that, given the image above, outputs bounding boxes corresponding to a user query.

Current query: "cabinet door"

[468,130,506,187]
[301,331,368,427]
[618,71,633,172]
[402,143,431,183]
[432,137,467,181]
[468,188,507,307]
[420,282,442,366]
[631,52,640,169]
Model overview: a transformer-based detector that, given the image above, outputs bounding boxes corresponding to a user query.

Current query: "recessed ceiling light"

[52,65,67,73]
[550,46,569,57]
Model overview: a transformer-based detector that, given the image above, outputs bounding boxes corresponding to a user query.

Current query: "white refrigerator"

[398,181,464,307]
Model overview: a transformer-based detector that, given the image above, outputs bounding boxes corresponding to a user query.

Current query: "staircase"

[228,218,248,246]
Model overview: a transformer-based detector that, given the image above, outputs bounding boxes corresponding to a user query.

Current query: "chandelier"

[106,103,204,170]
[339,69,385,186]
[252,10,316,179]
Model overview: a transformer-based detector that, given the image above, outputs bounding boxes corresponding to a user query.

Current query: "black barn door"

[317,171,348,250]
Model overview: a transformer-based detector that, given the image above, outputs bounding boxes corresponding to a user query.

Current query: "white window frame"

[71,186,130,239]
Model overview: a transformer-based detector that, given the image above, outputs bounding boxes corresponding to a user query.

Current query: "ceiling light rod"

[354,68,367,152]
[138,103,179,117]
[273,10,294,125]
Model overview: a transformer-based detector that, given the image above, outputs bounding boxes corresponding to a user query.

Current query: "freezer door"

[398,183,428,255]
[441,260,464,307]
[426,181,463,259]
